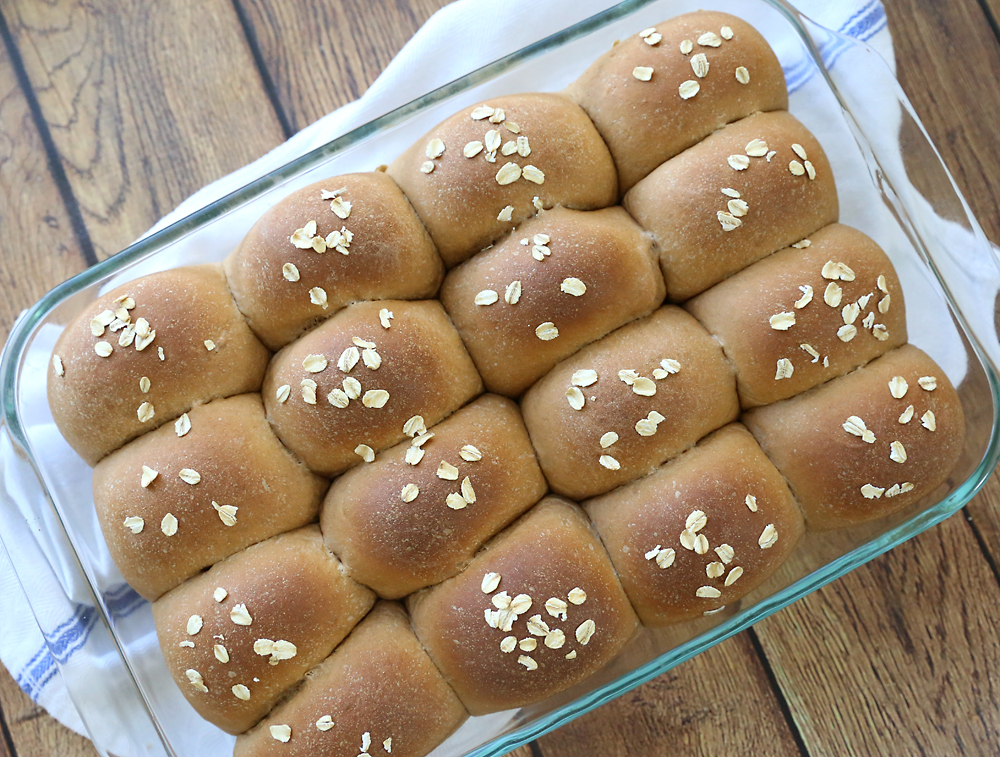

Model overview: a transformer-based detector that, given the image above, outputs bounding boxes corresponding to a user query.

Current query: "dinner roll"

[234,602,467,757]
[567,11,788,192]
[743,345,965,530]
[224,173,443,350]
[93,394,327,600]
[521,306,739,501]
[153,526,375,735]
[440,206,665,396]
[322,395,547,598]
[624,110,838,301]
[686,223,907,408]
[48,264,270,465]
[585,423,803,626]
[388,93,617,267]
[408,496,638,715]
[263,300,483,477]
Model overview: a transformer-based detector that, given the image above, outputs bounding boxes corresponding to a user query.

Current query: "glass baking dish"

[2,0,999,755]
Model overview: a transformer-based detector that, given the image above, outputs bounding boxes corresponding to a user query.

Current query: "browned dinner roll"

[439,206,664,396]
[624,110,838,301]
[48,264,270,465]
[585,423,803,626]
[234,602,467,757]
[153,526,375,735]
[408,496,638,715]
[743,345,965,530]
[521,306,739,501]
[387,93,617,267]
[224,173,444,350]
[567,11,788,192]
[93,394,327,601]
[262,300,483,477]
[322,394,547,598]
[686,223,907,408]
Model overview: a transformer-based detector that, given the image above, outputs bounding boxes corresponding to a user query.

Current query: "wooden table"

[1,1,999,755]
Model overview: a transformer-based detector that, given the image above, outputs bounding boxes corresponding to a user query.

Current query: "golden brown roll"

[567,11,788,192]
[153,526,375,735]
[387,93,617,267]
[521,306,739,501]
[585,424,803,626]
[686,223,907,408]
[408,496,638,716]
[624,110,838,301]
[262,300,483,477]
[48,264,270,465]
[440,206,665,396]
[234,602,467,757]
[321,394,547,598]
[743,345,966,530]
[224,173,444,350]
[93,394,327,601]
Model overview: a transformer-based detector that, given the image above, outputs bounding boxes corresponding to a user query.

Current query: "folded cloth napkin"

[6,0,967,753]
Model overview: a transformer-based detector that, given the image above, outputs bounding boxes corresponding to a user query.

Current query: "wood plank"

[884,0,1000,246]
[234,0,452,130]
[536,632,802,756]
[0,667,95,757]
[0,0,287,259]
[0,16,99,757]
[884,0,1000,575]
[0,36,89,343]
[756,514,1000,754]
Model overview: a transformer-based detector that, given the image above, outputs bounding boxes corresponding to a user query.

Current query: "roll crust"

[153,526,375,735]
[624,111,838,301]
[263,300,483,476]
[388,93,618,267]
[521,306,739,500]
[322,394,547,598]
[567,11,788,192]
[585,424,803,625]
[743,345,966,530]
[93,394,327,600]
[224,173,443,350]
[234,602,467,757]
[686,223,907,407]
[48,264,270,465]
[408,497,639,716]
[440,206,665,396]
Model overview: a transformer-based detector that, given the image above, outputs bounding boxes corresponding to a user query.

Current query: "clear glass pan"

[2,0,999,755]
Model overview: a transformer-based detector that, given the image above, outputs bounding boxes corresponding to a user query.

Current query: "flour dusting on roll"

[235,602,467,757]
[568,11,788,193]
[153,526,375,735]
[49,264,270,465]
[263,300,482,476]
[388,93,617,267]
[94,394,327,600]
[744,345,965,530]
[441,206,665,396]
[687,223,907,408]
[225,173,443,350]
[625,111,838,301]
[586,424,803,626]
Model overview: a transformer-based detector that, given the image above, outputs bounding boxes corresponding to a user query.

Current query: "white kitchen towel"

[7,1,975,754]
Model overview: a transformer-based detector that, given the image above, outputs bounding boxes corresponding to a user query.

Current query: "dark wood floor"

[1,1,1000,755]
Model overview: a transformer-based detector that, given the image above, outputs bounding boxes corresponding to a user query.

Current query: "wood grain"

[0,0,999,756]
[756,514,1000,755]
[0,667,95,757]
[0,0,286,259]
[536,631,803,756]
[235,0,452,131]
[0,34,88,343]
[883,0,1000,246]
